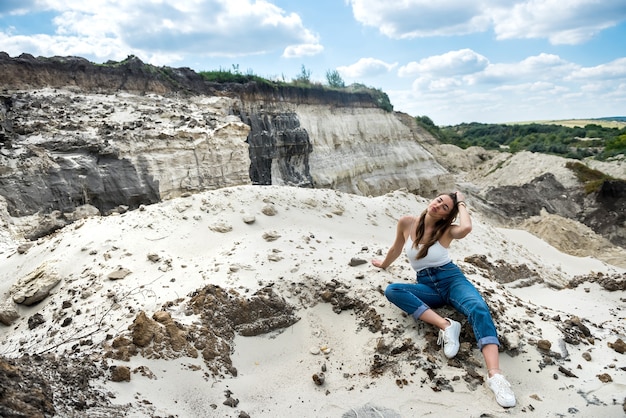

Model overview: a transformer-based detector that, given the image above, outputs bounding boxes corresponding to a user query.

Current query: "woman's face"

[427,195,454,219]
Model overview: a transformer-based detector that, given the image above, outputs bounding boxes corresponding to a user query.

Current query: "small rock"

[349,257,367,267]
[223,396,239,407]
[261,204,277,216]
[209,221,232,233]
[558,366,578,378]
[0,302,19,326]
[27,313,45,329]
[313,372,325,385]
[569,316,591,337]
[608,338,626,354]
[110,365,131,382]
[108,267,132,280]
[262,231,281,242]
[147,253,161,262]
[537,339,552,351]
[17,243,33,254]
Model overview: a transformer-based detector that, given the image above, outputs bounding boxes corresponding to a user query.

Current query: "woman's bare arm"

[372,215,414,269]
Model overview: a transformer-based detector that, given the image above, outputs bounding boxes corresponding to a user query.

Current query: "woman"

[372,191,516,408]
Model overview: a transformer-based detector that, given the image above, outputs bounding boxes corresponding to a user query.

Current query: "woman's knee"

[384,283,401,301]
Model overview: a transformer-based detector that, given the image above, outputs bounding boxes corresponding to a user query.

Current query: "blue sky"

[1,0,625,125]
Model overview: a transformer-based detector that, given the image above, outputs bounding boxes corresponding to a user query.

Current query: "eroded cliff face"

[0,90,251,217]
[0,53,452,239]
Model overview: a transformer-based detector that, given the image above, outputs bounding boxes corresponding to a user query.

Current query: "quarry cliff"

[0,53,452,224]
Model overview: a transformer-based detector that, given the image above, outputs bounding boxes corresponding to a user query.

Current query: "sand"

[0,185,624,417]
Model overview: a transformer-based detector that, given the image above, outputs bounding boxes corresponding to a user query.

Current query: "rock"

[537,339,552,351]
[27,313,45,329]
[312,372,325,385]
[568,316,591,337]
[209,221,233,233]
[107,267,132,280]
[17,242,33,254]
[64,204,100,221]
[262,204,277,216]
[262,231,281,241]
[0,301,19,325]
[147,253,161,262]
[349,257,367,266]
[608,338,626,354]
[558,366,578,378]
[130,311,156,348]
[223,396,239,407]
[10,261,61,306]
[109,365,131,382]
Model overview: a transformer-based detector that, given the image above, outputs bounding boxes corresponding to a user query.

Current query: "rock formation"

[0,53,452,242]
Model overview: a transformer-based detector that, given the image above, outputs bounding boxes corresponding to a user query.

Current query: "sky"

[1,0,625,126]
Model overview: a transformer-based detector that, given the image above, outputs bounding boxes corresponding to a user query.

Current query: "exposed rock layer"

[0,53,452,232]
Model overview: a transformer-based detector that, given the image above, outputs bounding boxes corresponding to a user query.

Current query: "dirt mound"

[520,210,626,268]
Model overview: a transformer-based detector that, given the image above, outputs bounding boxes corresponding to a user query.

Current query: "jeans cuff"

[411,305,429,320]
[478,336,500,351]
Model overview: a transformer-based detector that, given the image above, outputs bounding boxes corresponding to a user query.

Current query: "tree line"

[415,116,626,161]
[198,64,393,112]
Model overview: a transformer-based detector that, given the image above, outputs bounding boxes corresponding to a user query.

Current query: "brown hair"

[413,193,459,259]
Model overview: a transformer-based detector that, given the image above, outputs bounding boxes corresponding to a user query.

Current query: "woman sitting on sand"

[371,191,516,408]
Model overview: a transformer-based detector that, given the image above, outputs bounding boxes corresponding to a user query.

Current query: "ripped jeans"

[384,261,499,351]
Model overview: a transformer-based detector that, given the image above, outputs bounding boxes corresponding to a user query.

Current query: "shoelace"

[436,329,448,346]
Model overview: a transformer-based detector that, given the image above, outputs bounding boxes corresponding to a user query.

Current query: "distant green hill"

[423,119,626,161]
[512,118,626,129]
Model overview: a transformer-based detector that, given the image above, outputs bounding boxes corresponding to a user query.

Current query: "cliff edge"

[0,53,452,241]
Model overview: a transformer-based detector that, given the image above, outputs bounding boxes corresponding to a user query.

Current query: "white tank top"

[404,237,451,272]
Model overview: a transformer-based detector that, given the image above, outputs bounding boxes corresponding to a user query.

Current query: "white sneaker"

[487,373,516,408]
[437,318,461,358]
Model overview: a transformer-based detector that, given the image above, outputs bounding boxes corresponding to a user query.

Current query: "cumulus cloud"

[491,0,626,44]
[568,57,626,80]
[396,48,625,124]
[282,43,324,58]
[398,49,489,78]
[337,57,397,79]
[468,53,578,84]
[0,0,322,62]
[347,0,625,44]
[347,0,489,38]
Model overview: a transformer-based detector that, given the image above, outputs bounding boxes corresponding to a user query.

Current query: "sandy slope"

[0,185,624,417]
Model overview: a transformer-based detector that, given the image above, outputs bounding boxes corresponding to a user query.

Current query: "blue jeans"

[384,261,499,351]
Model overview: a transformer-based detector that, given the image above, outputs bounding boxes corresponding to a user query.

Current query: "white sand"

[1,185,624,417]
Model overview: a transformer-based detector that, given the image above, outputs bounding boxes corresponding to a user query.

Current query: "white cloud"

[0,0,42,16]
[1,0,323,63]
[282,43,324,58]
[568,57,626,80]
[0,31,128,60]
[398,49,489,77]
[468,53,577,84]
[491,0,626,45]
[348,0,626,44]
[411,76,463,92]
[395,48,626,124]
[347,0,489,38]
[337,57,397,78]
